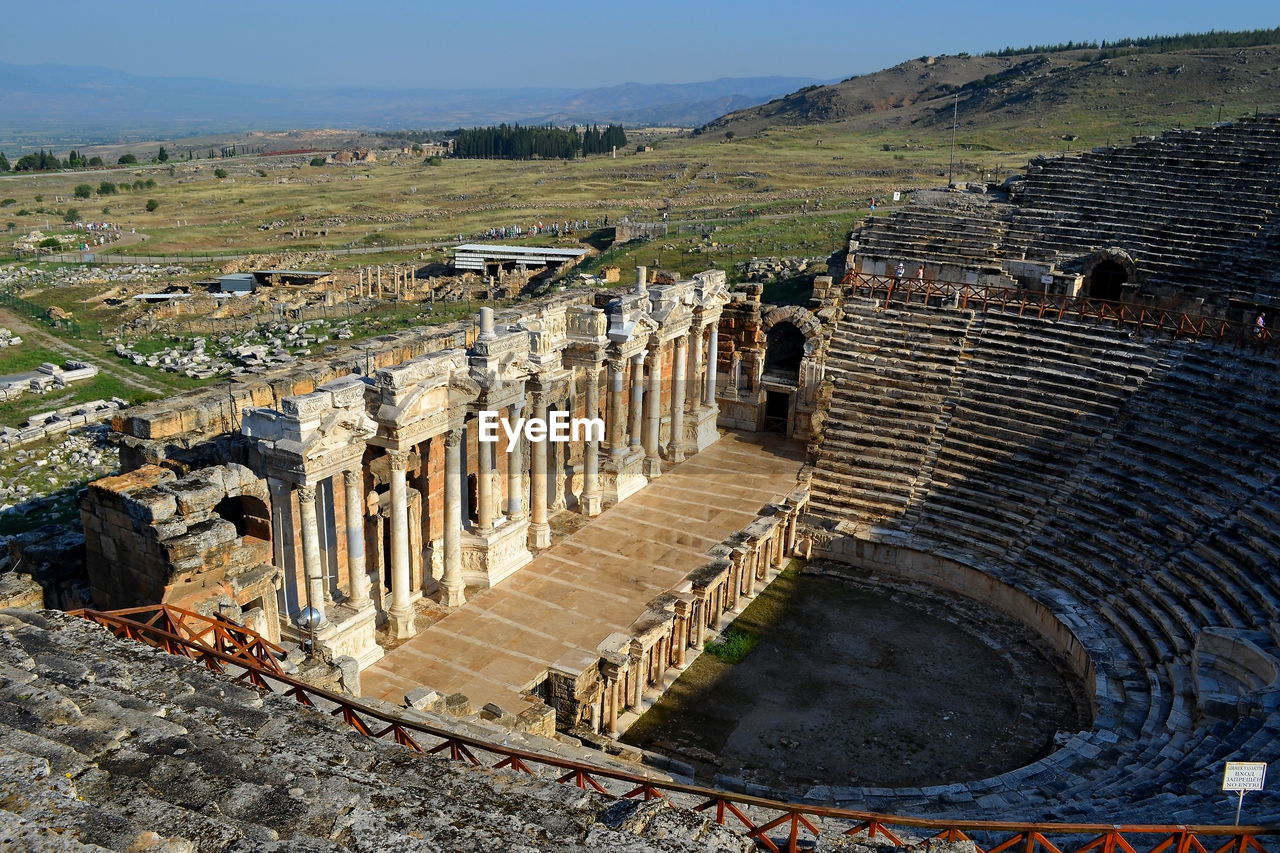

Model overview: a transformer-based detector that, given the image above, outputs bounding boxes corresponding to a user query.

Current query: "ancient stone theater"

[10,115,1280,847]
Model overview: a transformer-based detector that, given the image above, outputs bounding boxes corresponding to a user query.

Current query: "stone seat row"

[811,303,1280,820]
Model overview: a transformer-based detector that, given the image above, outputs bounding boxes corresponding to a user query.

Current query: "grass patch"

[0,345,69,377]
[702,625,760,664]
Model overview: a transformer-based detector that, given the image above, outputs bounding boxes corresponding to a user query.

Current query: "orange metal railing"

[839,272,1278,353]
[72,604,286,675]
[72,607,1280,853]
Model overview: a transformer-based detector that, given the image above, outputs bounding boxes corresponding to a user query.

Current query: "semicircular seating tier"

[808,297,1280,823]
[853,115,1280,309]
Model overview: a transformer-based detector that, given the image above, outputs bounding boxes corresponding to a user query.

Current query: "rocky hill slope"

[701,44,1280,145]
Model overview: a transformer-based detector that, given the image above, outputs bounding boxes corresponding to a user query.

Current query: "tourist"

[1254,311,1267,338]
[915,264,925,284]
[894,262,905,286]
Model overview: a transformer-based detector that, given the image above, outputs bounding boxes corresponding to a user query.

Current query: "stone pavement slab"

[361,432,804,710]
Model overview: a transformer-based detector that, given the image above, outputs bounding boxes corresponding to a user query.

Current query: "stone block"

[442,692,473,717]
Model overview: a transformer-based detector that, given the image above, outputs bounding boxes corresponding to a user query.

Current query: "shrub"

[0,199,15,207]
[214,168,227,179]
[63,208,79,223]
[145,199,159,211]
[96,181,117,196]
[309,156,326,167]
[117,154,137,165]
[74,184,92,199]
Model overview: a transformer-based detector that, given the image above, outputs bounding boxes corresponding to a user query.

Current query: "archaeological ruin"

[7,114,1280,849]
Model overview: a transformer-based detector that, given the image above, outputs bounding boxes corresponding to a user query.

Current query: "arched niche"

[1082,249,1137,302]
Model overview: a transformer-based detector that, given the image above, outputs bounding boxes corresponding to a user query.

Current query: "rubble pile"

[0,423,118,529]
[738,256,827,282]
[0,264,190,289]
[113,318,355,378]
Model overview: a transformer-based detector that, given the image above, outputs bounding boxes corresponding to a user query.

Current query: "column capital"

[444,429,463,449]
[343,468,362,486]
[386,448,410,470]
[297,484,317,503]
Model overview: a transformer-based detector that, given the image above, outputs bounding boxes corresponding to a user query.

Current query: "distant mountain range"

[0,62,823,141]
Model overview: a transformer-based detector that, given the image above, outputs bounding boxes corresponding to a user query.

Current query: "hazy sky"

[2,0,1276,89]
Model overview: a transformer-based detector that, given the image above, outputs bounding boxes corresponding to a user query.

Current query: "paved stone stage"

[361,431,806,711]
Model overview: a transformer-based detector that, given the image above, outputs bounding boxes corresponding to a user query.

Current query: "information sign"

[1223,761,1267,824]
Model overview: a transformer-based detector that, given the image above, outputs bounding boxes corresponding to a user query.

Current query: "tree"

[97,181,117,196]
[74,184,92,199]
[724,131,736,141]
[0,152,8,172]
[15,150,61,172]
[63,208,79,223]
[157,146,169,162]
[145,199,159,211]
[117,153,137,165]
[213,168,227,179]
[87,156,103,167]
[38,237,61,249]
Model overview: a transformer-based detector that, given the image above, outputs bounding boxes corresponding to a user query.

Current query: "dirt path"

[0,309,169,397]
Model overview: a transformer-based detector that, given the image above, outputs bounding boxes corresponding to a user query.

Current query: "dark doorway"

[764,391,790,433]
[214,495,272,541]
[764,323,805,382]
[1087,260,1128,302]
[467,473,478,523]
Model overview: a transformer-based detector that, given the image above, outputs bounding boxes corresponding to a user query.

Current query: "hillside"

[702,44,1280,147]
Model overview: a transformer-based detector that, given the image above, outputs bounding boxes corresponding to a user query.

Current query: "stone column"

[693,595,707,648]
[581,366,602,516]
[631,649,646,708]
[705,323,719,408]
[687,325,704,417]
[505,402,524,520]
[297,484,328,628]
[476,418,495,532]
[605,675,620,737]
[673,602,689,669]
[549,405,567,514]
[667,334,688,462]
[528,395,551,549]
[643,344,662,477]
[628,352,645,451]
[344,469,370,608]
[442,429,466,607]
[606,359,626,458]
[386,450,415,638]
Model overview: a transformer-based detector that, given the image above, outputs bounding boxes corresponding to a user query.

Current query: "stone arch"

[761,305,823,340]
[1082,249,1137,302]
[761,306,823,383]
